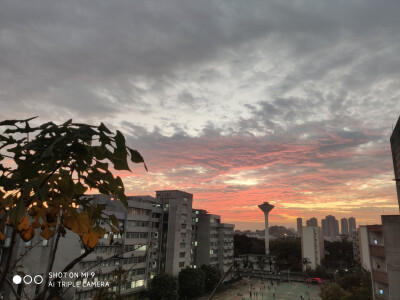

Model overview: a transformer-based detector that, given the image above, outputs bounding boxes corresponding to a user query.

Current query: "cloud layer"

[1,0,400,229]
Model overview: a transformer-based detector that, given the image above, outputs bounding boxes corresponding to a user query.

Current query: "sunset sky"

[1,0,400,230]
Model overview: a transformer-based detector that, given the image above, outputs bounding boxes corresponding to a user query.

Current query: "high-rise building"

[306,217,318,227]
[348,217,357,234]
[321,215,339,240]
[297,218,303,235]
[193,210,234,273]
[156,190,194,275]
[390,115,400,211]
[1,191,234,300]
[358,218,400,300]
[301,226,325,271]
[321,219,327,236]
[356,118,400,300]
[341,218,349,236]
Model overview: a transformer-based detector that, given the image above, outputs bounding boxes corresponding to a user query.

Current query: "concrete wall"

[359,226,372,271]
[382,215,400,300]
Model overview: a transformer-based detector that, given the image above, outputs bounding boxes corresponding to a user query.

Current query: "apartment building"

[348,217,357,234]
[0,223,82,299]
[356,116,400,300]
[306,217,318,227]
[301,226,325,271]
[156,190,194,275]
[75,194,162,300]
[296,217,303,235]
[193,210,234,273]
[2,190,234,300]
[341,218,349,236]
[321,215,339,240]
[359,217,400,300]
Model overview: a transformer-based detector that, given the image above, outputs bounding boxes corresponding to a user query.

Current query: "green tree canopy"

[179,267,205,299]
[320,268,372,300]
[320,283,347,300]
[200,264,221,293]
[148,273,179,300]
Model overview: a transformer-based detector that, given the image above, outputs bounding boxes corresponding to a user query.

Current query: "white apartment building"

[301,226,325,271]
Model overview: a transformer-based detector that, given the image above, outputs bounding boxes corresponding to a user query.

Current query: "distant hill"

[269,226,295,237]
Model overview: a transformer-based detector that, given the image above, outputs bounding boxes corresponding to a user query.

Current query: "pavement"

[209,277,322,300]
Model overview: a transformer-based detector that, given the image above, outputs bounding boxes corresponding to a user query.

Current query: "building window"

[4,238,11,248]
[130,208,150,215]
[181,224,186,229]
[126,232,148,239]
[136,245,147,251]
[179,262,185,268]
[136,279,145,287]
[180,243,185,248]
[180,252,186,258]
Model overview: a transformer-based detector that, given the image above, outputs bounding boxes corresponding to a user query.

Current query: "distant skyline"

[1,0,400,230]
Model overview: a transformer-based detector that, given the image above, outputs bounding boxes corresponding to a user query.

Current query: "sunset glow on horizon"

[118,122,399,230]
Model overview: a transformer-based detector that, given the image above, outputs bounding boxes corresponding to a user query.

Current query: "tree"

[0,118,146,298]
[324,240,354,270]
[336,268,372,300]
[200,264,221,293]
[269,237,302,271]
[301,258,311,275]
[320,283,347,300]
[320,268,372,300]
[308,265,332,279]
[179,267,205,299]
[148,273,179,300]
[233,234,264,257]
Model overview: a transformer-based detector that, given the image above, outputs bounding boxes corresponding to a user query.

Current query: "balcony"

[370,245,385,257]
[372,269,388,285]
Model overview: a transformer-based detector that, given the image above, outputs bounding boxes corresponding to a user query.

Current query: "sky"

[1,0,400,230]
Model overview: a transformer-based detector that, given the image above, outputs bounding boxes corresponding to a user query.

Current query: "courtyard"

[210,278,322,300]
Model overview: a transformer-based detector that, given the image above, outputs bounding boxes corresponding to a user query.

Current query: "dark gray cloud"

[1,0,399,124]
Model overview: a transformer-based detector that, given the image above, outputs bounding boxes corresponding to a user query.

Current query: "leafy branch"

[0,118,147,295]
